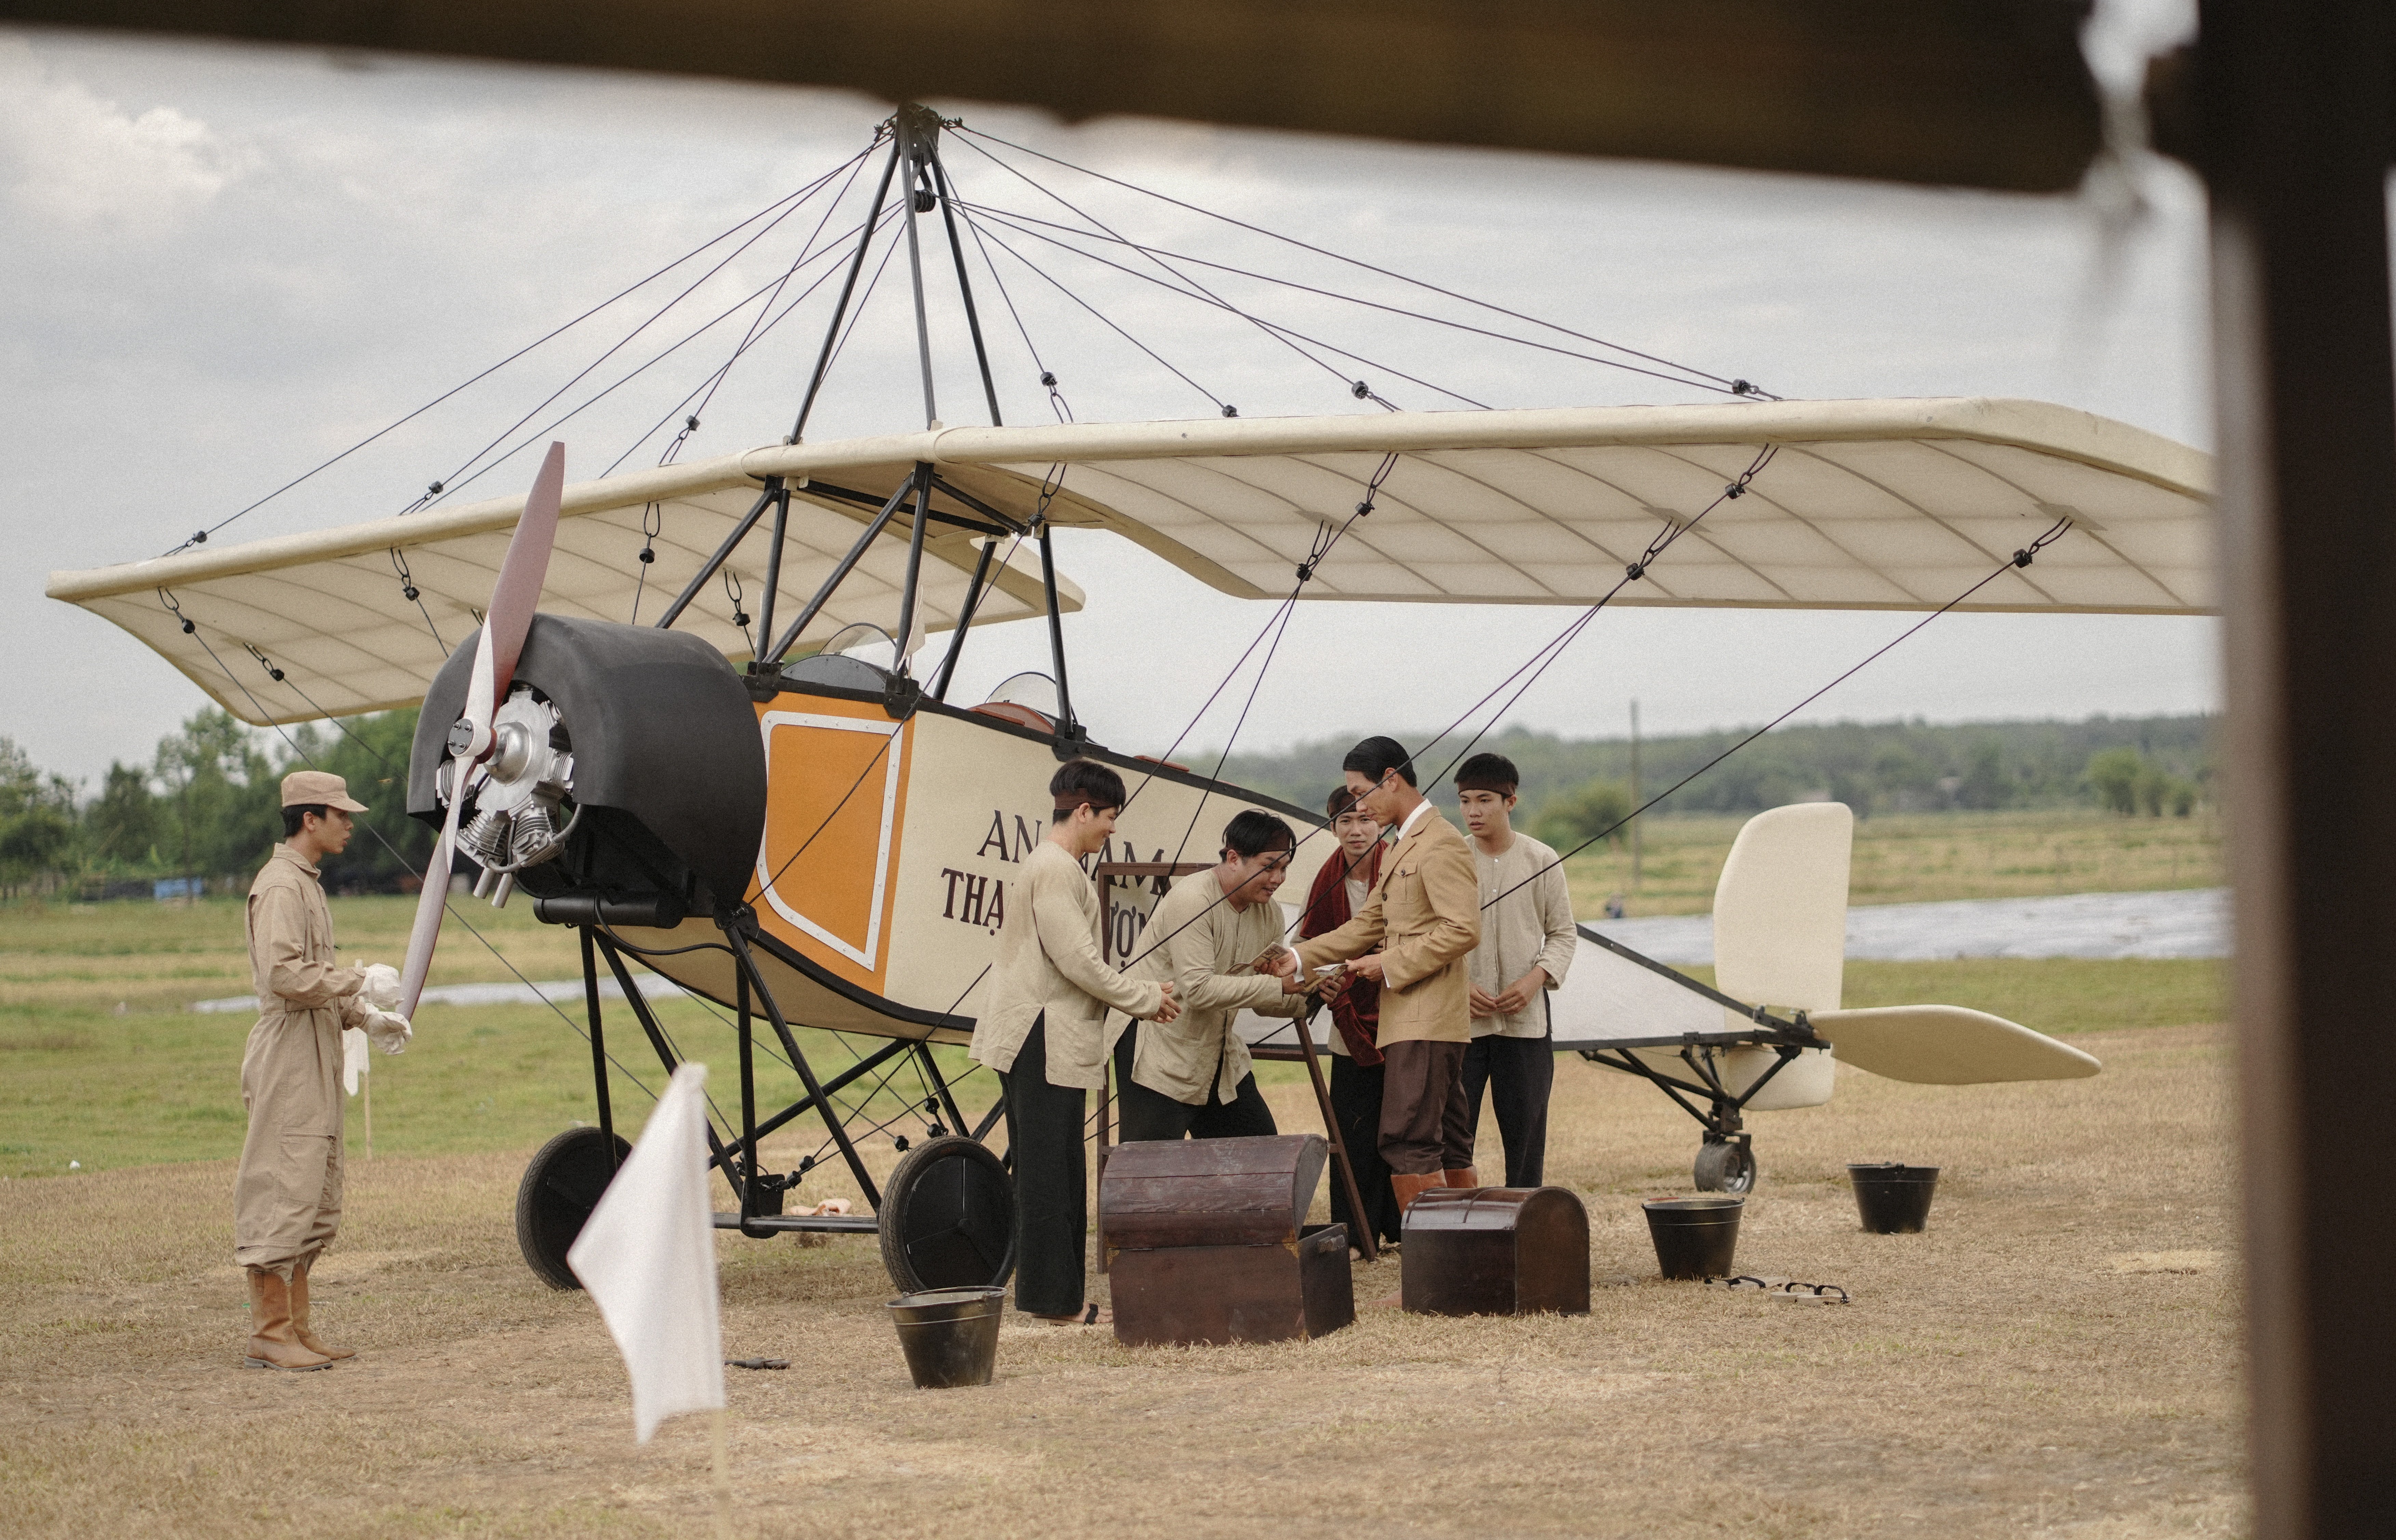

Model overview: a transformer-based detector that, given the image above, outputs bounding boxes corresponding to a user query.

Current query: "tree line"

[1221,713,2218,849]
[0,708,432,900]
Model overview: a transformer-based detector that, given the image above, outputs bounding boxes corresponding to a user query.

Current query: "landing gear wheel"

[516,1125,632,1290]
[1693,1139,1756,1195]
[878,1135,1017,1294]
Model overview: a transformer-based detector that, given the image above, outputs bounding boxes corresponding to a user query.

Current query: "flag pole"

[362,1061,373,1160]
[712,1408,732,1540]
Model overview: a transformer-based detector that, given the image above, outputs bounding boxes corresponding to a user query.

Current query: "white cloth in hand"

[362,1007,413,1056]
[358,961,403,1013]
[342,1027,370,1095]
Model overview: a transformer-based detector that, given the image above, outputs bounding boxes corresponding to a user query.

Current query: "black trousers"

[997,1016,1088,1317]
[1112,1024,1278,1142]
[1461,1028,1556,1187]
[1328,1053,1403,1246]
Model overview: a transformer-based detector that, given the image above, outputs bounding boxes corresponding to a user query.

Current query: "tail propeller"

[397,443,565,1017]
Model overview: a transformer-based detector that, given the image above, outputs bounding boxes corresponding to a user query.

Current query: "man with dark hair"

[970,758,1180,1323]
[1116,809,1312,1142]
[1302,784,1400,1250]
[1272,736,1481,1216]
[235,771,408,1370]
[1455,752,1577,1187]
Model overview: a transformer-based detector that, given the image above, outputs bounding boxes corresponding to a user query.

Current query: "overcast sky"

[2,4,2211,792]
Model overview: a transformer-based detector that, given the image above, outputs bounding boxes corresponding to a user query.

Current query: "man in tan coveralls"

[235,771,408,1370]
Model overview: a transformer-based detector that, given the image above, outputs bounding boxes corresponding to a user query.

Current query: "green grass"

[0,842,2226,1179]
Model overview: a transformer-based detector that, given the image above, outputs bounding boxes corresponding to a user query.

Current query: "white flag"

[342,1027,369,1096]
[567,1062,724,1443]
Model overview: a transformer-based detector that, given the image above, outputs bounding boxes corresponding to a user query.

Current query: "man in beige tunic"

[235,771,408,1370]
[1115,810,1312,1140]
[968,759,1177,1323]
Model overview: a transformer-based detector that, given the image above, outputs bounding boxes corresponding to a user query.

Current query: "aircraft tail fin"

[1713,802,1853,1110]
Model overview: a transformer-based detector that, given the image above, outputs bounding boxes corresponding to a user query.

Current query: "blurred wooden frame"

[0,0,2102,191]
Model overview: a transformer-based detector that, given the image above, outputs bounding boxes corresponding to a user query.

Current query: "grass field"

[0,871,2224,1180]
[1564,806,2224,918]
[0,809,2242,1537]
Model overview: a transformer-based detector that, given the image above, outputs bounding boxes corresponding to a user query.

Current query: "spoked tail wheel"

[516,1125,633,1290]
[878,1135,1017,1294]
[1693,1139,1757,1195]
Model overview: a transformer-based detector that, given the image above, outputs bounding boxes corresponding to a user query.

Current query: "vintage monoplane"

[46,106,2208,1289]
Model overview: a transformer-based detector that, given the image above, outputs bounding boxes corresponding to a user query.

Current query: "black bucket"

[1848,1163,1940,1234]
[886,1286,1005,1388]
[1641,1197,1745,1280]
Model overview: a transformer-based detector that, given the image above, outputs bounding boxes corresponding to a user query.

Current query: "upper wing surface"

[48,397,2208,726]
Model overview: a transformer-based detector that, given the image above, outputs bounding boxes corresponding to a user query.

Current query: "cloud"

[0,36,241,232]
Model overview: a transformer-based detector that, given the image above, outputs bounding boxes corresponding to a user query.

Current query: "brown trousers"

[1377,1039,1472,1175]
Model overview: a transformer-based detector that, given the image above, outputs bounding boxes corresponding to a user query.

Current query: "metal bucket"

[886,1286,1005,1388]
[1641,1197,1746,1280]
[1848,1163,1941,1233]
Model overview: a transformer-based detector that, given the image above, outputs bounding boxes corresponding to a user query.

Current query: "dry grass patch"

[0,1022,2240,1538]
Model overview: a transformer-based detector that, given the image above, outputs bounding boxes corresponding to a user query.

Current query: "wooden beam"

[2201,0,2396,1532]
[0,0,2102,191]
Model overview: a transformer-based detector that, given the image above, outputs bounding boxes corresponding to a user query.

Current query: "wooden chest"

[1101,1134,1355,1346]
[1401,1187,1591,1316]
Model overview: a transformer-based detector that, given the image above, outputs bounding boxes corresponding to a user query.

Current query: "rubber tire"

[877,1134,1017,1295]
[516,1125,633,1290]
[1692,1140,1757,1196]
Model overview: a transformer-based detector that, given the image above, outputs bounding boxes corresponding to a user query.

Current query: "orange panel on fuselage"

[751,696,913,996]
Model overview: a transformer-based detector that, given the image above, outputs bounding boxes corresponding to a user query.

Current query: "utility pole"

[1629,699,1642,892]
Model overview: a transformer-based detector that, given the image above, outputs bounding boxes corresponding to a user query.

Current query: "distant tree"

[155,708,278,880]
[2087,747,2144,815]
[85,761,158,867]
[1957,740,2011,810]
[1535,777,1635,851]
[0,738,78,895]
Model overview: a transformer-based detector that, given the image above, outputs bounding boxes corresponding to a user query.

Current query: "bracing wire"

[958,210,1231,414]
[952,126,1770,399]
[949,139,1386,408]
[956,203,1486,409]
[157,150,873,559]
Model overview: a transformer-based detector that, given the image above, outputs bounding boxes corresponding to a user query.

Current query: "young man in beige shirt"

[1116,809,1313,1141]
[1456,752,1578,1187]
[1271,736,1481,1214]
[969,758,1179,1323]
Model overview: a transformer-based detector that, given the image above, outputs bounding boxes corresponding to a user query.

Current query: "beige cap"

[280,770,368,813]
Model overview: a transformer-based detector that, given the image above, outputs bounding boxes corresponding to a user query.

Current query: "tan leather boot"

[1442,1166,1480,1188]
[1389,1170,1445,1215]
[290,1255,355,1361]
[243,1267,332,1371]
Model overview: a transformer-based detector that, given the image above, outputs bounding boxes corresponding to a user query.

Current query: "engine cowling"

[409,616,766,922]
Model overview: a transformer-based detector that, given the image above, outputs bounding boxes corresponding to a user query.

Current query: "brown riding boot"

[243,1267,332,1371]
[1442,1166,1480,1189]
[290,1256,355,1361]
[1389,1171,1445,1215]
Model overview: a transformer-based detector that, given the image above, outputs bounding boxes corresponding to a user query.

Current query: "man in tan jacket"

[235,771,409,1370]
[1275,737,1481,1213]
[1116,810,1312,1141]
[969,758,1179,1323]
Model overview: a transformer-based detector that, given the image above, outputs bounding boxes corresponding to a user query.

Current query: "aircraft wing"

[47,396,2207,726]
[45,456,1084,728]
[866,396,2209,615]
